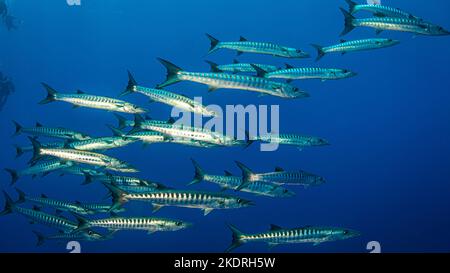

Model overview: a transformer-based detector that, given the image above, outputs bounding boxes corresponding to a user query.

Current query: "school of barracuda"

[2,1,448,252]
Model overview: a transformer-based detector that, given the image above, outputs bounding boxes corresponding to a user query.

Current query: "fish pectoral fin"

[152,204,164,213]
[147,230,157,235]
[207,85,218,92]
[203,208,214,216]
[313,241,323,246]
[267,243,279,250]
[72,105,80,109]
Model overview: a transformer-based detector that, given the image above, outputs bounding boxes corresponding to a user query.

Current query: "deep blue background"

[0,0,449,253]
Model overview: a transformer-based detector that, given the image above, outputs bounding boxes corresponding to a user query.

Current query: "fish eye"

[343,230,349,235]
[343,69,348,73]
[237,198,243,203]
[88,230,93,235]
[176,221,182,226]
[296,49,302,53]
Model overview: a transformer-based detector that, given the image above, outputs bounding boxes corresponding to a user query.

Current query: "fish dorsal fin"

[36,122,43,127]
[40,194,48,198]
[250,64,267,77]
[239,36,248,42]
[270,224,283,231]
[285,63,294,69]
[233,59,239,64]
[274,167,284,172]
[224,170,233,176]
[340,39,347,43]
[74,201,82,205]
[77,90,85,94]
[167,117,175,124]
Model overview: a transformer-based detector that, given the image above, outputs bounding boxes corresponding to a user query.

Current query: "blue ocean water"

[1,0,450,253]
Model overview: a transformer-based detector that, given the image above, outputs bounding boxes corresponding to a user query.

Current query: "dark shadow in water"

[0,72,15,111]
[1,0,19,31]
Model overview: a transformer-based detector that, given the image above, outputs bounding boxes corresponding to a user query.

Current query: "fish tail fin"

[225,223,245,253]
[129,114,145,134]
[244,130,255,149]
[29,136,43,164]
[345,0,357,14]
[13,145,24,158]
[113,113,128,130]
[340,7,355,36]
[71,213,90,232]
[121,70,137,96]
[102,182,128,212]
[14,188,26,203]
[310,44,325,61]
[188,158,204,186]
[4,168,19,185]
[12,120,22,136]
[205,33,220,55]
[39,83,58,104]
[205,60,221,72]
[234,161,254,191]
[32,230,46,246]
[0,190,15,216]
[156,58,183,88]
[107,124,125,137]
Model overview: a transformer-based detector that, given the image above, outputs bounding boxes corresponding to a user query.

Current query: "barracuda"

[74,202,125,214]
[156,58,308,99]
[114,113,156,129]
[205,59,279,74]
[66,126,137,151]
[104,183,253,216]
[235,161,326,191]
[72,214,192,234]
[29,137,138,173]
[39,83,147,114]
[311,38,399,61]
[1,191,77,233]
[83,172,169,192]
[14,142,65,158]
[58,165,106,178]
[33,229,111,246]
[5,159,73,184]
[340,8,450,36]
[257,134,330,149]
[121,71,217,116]
[225,224,360,252]
[259,63,357,82]
[345,0,421,20]
[132,114,249,147]
[12,121,91,140]
[205,34,310,58]
[188,159,295,198]
[15,189,92,215]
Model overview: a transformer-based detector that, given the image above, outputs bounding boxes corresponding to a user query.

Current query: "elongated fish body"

[189,160,294,198]
[30,138,137,173]
[206,34,310,58]
[75,202,125,214]
[40,83,147,114]
[59,166,106,177]
[340,8,450,36]
[206,60,278,74]
[15,189,90,215]
[134,117,229,146]
[13,121,91,140]
[156,59,307,99]
[95,174,168,191]
[122,72,216,116]
[203,174,295,198]
[258,134,330,148]
[105,183,253,215]
[265,67,357,81]
[67,136,137,151]
[126,131,167,144]
[5,159,73,184]
[235,161,325,190]
[312,38,399,61]
[13,206,77,232]
[226,224,360,252]
[33,230,106,246]
[76,216,191,233]
[345,0,420,20]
